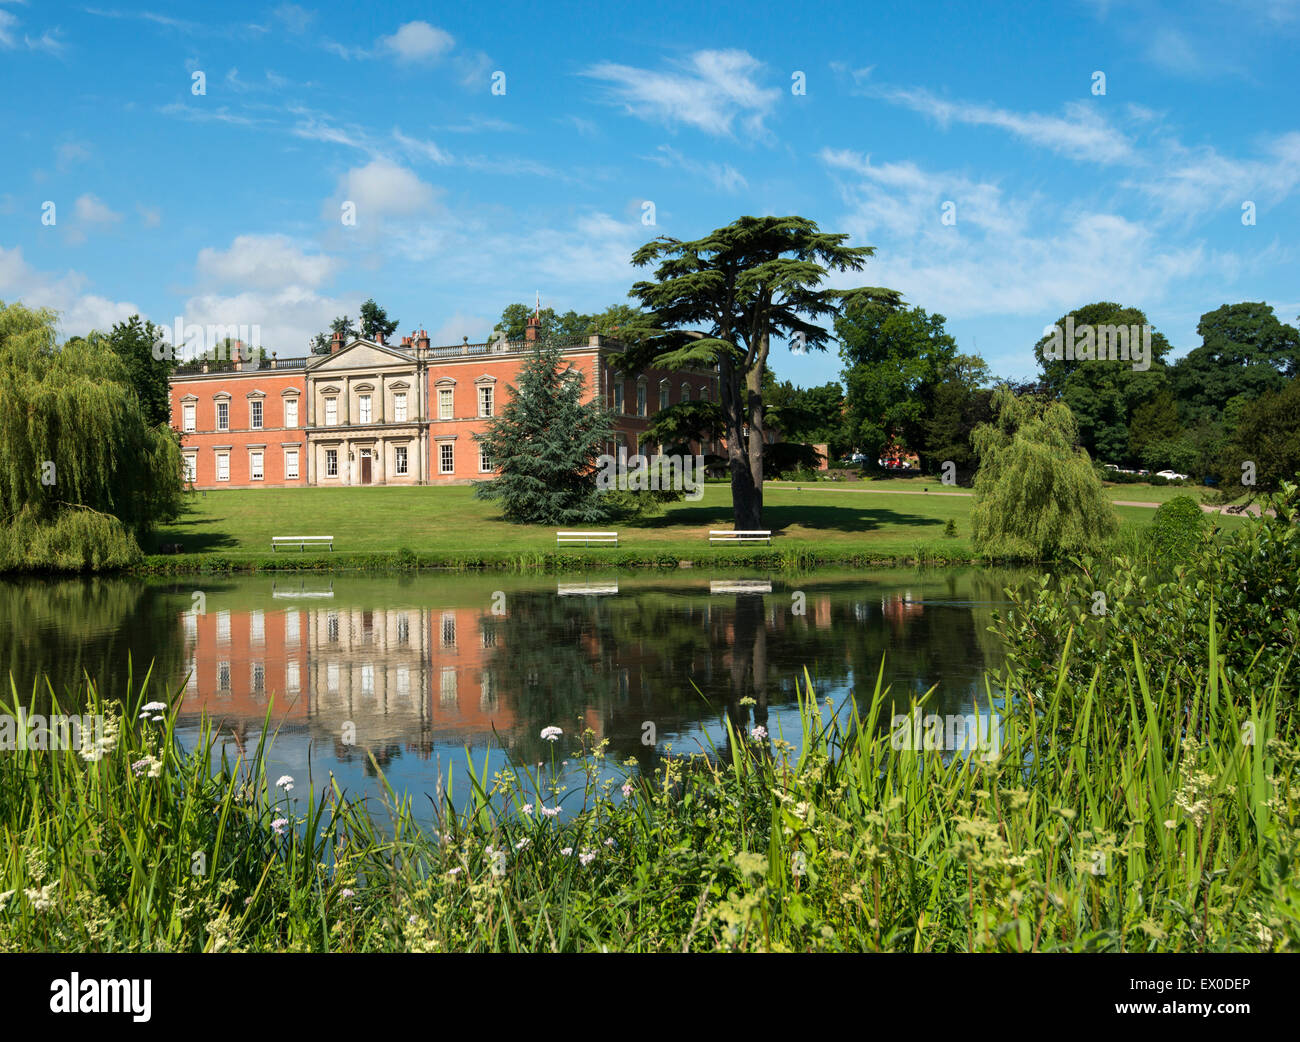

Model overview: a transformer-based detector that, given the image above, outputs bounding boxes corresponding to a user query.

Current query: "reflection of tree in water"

[0,577,189,711]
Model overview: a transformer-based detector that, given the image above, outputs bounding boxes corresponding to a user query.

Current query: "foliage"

[992,479,1300,718]
[489,302,643,344]
[0,301,184,539]
[1171,302,1299,423]
[3,650,1296,952]
[358,298,399,342]
[763,377,849,457]
[0,506,142,572]
[1149,495,1208,559]
[474,339,615,525]
[839,303,960,467]
[763,440,824,477]
[620,215,900,529]
[1219,377,1300,495]
[104,315,174,427]
[970,388,1118,559]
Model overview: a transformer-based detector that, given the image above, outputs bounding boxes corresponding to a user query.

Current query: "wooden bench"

[271,535,334,552]
[556,531,618,547]
[709,530,772,545]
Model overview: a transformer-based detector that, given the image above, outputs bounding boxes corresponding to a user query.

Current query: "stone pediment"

[308,340,416,373]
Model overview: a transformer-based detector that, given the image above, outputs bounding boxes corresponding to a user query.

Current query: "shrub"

[1149,495,1208,558]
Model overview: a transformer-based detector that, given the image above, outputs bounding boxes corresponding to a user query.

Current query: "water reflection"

[1,569,1032,814]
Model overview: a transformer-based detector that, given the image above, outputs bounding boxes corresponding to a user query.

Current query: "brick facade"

[168,324,719,490]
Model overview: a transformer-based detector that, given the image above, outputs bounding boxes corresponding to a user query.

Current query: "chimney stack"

[415,329,430,355]
[401,336,413,347]
[330,330,344,354]
[375,330,385,346]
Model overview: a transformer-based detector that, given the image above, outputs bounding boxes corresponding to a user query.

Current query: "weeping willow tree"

[970,387,1118,560]
[0,301,184,571]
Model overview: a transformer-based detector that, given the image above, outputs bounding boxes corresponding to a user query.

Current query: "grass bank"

[128,483,1241,575]
[2,627,1296,952]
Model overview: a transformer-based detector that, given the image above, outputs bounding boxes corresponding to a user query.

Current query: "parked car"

[1155,469,1188,481]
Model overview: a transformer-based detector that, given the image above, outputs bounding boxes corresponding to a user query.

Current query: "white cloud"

[818,148,1205,320]
[1127,131,1300,221]
[196,234,338,291]
[651,145,747,192]
[393,128,454,165]
[582,49,781,137]
[0,245,140,337]
[325,159,438,223]
[177,286,352,358]
[379,21,454,63]
[74,194,122,225]
[865,83,1135,164]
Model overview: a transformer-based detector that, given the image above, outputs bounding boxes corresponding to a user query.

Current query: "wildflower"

[561,847,574,856]
[579,850,596,867]
[150,715,164,723]
[514,838,530,851]
[540,726,563,742]
[621,782,634,799]
[270,817,289,836]
[539,806,560,818]
[520,803,534,815]
[24,883,57,912]
[131,758,152,777]
[750,726,768,741]
[448,867,462,877]
[340,888,355,899]
[276,775,295,791]
[141,701,168,715]
[604,837,615,848]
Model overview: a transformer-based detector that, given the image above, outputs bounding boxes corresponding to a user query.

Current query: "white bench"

[271,535,334,552]
[556,531,618,547]
[709,530,772,545]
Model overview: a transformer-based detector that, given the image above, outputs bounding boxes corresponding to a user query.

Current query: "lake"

[0,568,1032,819]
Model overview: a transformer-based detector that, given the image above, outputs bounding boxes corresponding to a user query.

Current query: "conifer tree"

[474,339,614,525]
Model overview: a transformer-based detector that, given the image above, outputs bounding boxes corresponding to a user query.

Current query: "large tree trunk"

[722,355,763,530]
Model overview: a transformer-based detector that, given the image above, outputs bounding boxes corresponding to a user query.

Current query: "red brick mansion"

[168,311,722,490]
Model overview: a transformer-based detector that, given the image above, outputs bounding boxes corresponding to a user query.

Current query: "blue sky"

[1,0,1297,384]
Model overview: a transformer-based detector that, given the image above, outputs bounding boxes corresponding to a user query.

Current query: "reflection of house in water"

[178,602,520,760]
[881,592,924,635]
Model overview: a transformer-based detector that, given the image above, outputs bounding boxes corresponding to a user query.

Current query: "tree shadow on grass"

[635,503,944,534]
[145,501,240,553]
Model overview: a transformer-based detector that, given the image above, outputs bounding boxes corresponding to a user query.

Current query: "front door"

[360,450,372,485]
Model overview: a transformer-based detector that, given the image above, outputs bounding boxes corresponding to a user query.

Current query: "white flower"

[539,806,560,818]
[621,782,634,799]
[520,803,534,815]
[540,726,563,742]
[514,838,530,850]
[579,850,596,867]
[276,775,295,791]
[750,726,768,741]
[141,701,168,714]
[561,847,574,856]
[270,817,289,836]
[340,888,355,899]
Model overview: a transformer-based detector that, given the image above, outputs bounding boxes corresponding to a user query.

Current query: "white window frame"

[659,381,670,411]
[613,383,623,414]
[478,385,493,418]
[479,443,492,473]
[284,398,298,428]
[250,399,263,430]
[325,397,338,426]
[285,448,299,480]
[183,454,197,483]
[394,392,407,422]
[250,450,264,481]
[439,442,454,474]
[438,387,454,419]
[637,381,647,417]
[358,394,372,424]
[182,401,196,432]
[216,400,229,431]
[216,452,230,482]
[325,449,338,478]
[395,445,408,476]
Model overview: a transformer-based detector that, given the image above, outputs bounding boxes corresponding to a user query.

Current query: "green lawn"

[147,482,1237,564]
